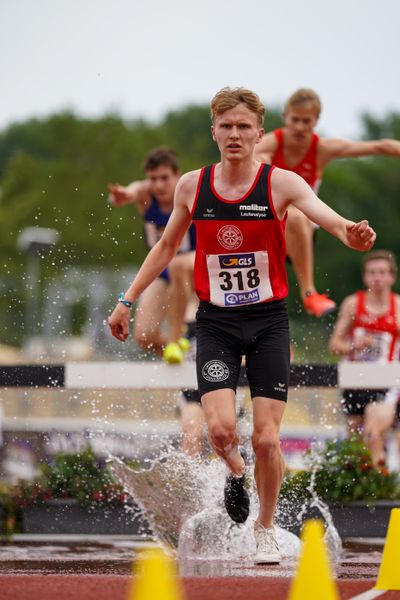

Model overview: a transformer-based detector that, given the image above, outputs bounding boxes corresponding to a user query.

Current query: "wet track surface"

[2,537,399,600]
[0,536,383,580]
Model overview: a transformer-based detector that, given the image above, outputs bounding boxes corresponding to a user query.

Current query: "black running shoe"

[224,447,250,524]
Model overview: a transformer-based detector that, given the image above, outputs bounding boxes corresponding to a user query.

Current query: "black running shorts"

[341,389,387,416]
[196,299,290,401]
[181,389,201,404]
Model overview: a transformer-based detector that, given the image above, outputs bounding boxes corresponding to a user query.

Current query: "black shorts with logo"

[196,299,290,401]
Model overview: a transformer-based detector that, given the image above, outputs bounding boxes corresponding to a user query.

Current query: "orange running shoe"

[303,292,336,318]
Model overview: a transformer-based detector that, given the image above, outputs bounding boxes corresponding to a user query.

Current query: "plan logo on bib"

[225,290,260,306]
[217,225,243,250]
[202,360,230,382]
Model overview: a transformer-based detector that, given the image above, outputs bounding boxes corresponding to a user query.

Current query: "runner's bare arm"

[320,136,400,162]
[107,180,151,210]
[328,295,357,356]
[272,169,376,252]
[395,295,400,334]
[254,132,278,163]
[108,171,199,342]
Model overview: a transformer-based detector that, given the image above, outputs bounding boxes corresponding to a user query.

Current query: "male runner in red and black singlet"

[255,88,400,318]
[108,87,375,565]
[329,250,400,444]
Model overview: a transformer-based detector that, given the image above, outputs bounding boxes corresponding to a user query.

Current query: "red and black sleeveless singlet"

[272,128,320,192]
[191,163,288,307]
[350,291,399,361]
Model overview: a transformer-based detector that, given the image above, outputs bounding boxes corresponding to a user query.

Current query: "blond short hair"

[363,250,398,276]
[284,88,322,117]
[210,87,265,127]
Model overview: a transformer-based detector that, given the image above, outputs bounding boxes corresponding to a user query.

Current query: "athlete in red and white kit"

[108,87,375,565]
[329,250,400,441]
[255,88,400,318]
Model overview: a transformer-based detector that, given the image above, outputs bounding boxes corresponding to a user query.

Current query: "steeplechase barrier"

[1,361,399,389]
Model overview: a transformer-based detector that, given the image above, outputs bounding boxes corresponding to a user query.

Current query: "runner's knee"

[169,255,189,277]
[209,423,236,452]
[252,431,280,462]
[168,259,180,277]
[134,327,158,350]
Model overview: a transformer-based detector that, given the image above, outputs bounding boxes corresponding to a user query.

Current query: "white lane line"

[349,589,385,600]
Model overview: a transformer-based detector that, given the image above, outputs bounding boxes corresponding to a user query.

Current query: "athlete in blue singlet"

[108,147,196,360]
[108,147,204,455]
[143,195,196,283]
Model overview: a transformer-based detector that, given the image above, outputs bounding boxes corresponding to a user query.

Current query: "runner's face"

[211,104,264,161]
[146,165,179,203]
[363,259,395,293]
[283,105,319,145]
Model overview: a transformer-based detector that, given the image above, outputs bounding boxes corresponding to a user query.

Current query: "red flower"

[360,462,372,472]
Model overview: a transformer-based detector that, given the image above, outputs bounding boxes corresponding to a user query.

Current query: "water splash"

[286,441,343,561]
[108,452,203,548]
[307,461,343,560]
[108,451,301,561]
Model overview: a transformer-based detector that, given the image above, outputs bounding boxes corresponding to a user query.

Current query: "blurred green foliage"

[280,436,400,505]
[10,448,126,509]
[0,448,141,535]
[0,106,399,352]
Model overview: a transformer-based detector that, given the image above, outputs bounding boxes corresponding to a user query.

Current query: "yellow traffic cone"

[127,547,184,600]
[288,520,339,600]
[375,508,400,590]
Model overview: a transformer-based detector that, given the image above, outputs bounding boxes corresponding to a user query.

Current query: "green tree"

[0,107,399,351]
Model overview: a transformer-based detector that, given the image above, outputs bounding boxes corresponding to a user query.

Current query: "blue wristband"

[118,293,133,309]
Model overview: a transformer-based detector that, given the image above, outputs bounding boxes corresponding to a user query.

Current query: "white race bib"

[351,327,393,362]
[206,251,272,307]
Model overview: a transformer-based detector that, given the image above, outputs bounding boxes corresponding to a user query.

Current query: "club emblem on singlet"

[202,360,230,382]
[217,225,243,250]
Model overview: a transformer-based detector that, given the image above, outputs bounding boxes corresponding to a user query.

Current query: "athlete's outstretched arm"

[320,136,400,161]
[107,180,150,209]
[272,169,376,252]
[108,171,199,342]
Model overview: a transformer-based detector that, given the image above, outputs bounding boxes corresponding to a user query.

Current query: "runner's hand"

[107,184,133,206]
[346,220,376,251]
[108,304,131,342]
[352,334,375,351]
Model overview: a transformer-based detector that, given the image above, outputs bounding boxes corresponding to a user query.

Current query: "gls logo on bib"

[219,253,256,268]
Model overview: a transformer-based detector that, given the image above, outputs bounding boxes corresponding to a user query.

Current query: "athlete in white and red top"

[272,127,321,191]
[329,250,400,437]
[108,87,375,565]
[348,290,399,362]
[255,88,400,318]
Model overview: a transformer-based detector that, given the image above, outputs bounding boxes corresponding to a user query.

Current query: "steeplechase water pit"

[1,361,399,599]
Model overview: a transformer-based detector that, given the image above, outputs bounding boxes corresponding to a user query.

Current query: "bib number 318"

[219,269,260,291]
[207,251,273,307]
